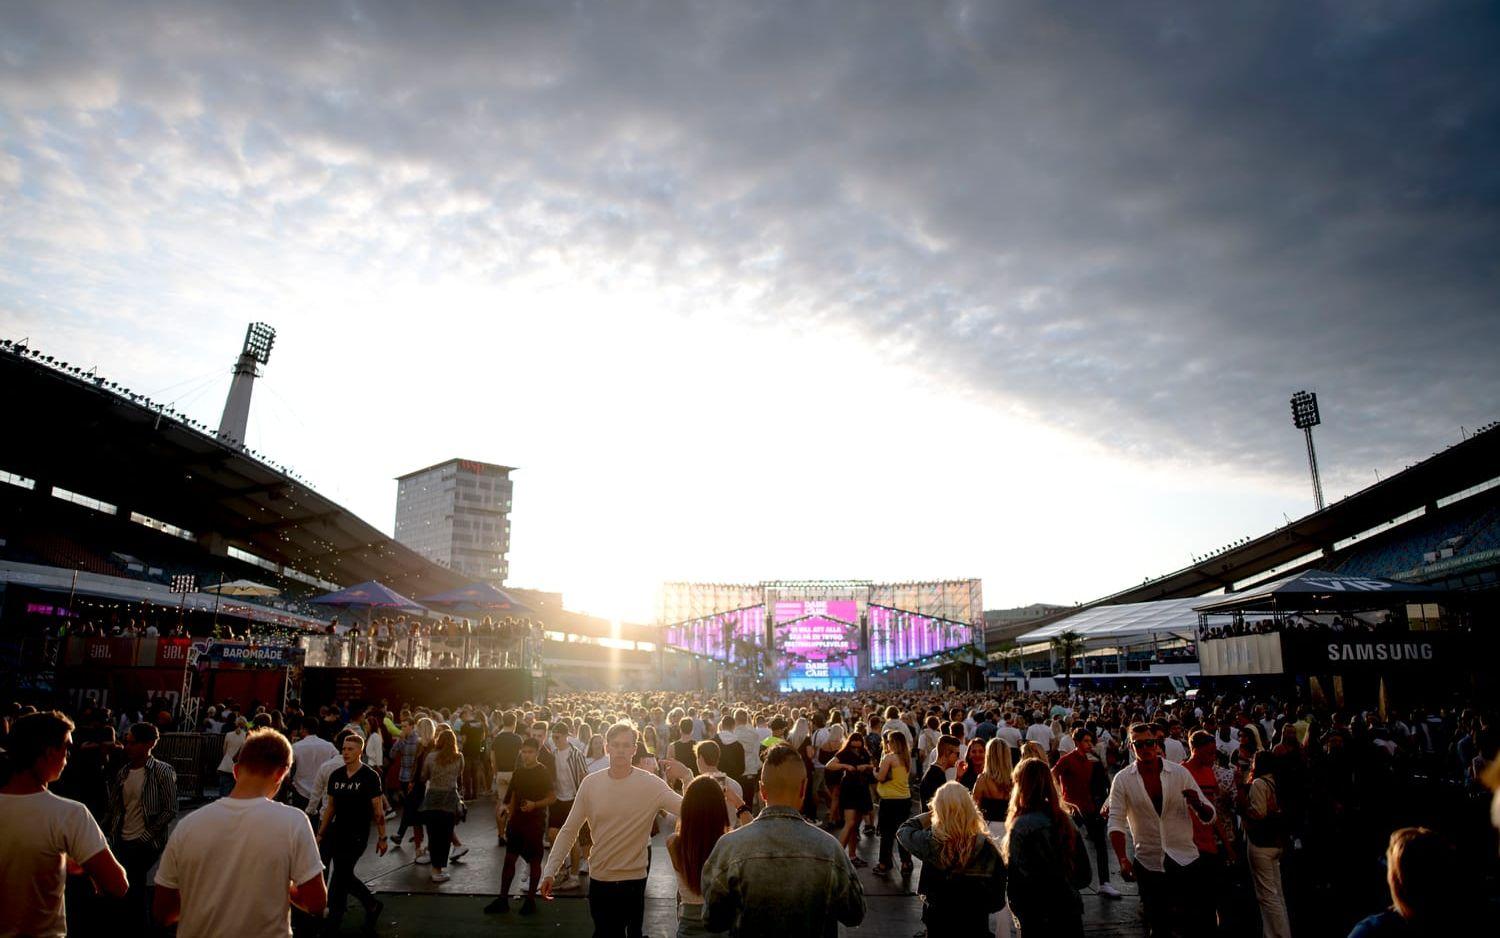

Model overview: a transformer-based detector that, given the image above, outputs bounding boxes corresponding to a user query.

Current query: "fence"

[155,731,224,800]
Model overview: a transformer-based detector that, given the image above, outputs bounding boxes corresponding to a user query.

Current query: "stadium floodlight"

[1290,390,1320,430]
[1289,390,1325,511]
[243,322,276,364]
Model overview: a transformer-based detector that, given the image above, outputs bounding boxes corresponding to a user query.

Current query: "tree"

[1050,629,1083,692]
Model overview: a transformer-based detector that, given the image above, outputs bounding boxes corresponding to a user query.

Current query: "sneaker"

[450,845,470,861]
[391,834,404,847]
[556,873,579,890]
[430,870,450,883]
[484,896,509,914]
[415,850,430,864]
[520,896,537,916]
[1100,882,1123,899]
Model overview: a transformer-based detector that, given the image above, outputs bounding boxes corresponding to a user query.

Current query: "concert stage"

[298,666,541,711]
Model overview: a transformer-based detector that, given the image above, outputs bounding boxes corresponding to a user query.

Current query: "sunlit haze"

[3,3,1496,622]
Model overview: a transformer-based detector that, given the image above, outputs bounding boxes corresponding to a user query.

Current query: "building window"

[0,469,36,490]
[129,511,195,541]
[51,486,117,515]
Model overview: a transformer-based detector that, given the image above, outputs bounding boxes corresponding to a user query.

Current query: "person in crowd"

[291,717,337,810]
[1347,827,1465,936]
[694,739,745,824]
[1107,721,1215,937]
[458,707,487,799]
[540,722,698,937]
[1,711,128,937]
[1244,750,1293,938]
[105,721,178,931]
[486,735,554,915]
[153,728,326,936]
[669,775,740,937]
[419,727,466,884]
[973,737,1014,843]
[1183,729,1238,929]
[217,715,249,796]
[898,780,1007,938]
[702,743,865,936]
[1002,757,1091,937]
[715,713,748,794]
[1025,711,1056,762]
[920,734,961,808]
[826,730,875,866]
[546,719,589,888]
[386,718,420,843]
[873,729,914,876]
[958,738,987,790]
[396,717,433,857]
[316,732,387,933]
[488,711,523,845]
[1051,727,1118,899]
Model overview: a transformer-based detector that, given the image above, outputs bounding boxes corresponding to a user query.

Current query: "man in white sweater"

[541,723,725,936]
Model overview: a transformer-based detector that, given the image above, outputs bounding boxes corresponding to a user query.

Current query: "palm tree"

[1050,629,1082,691]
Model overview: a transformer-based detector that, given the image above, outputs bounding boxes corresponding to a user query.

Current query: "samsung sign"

[1325,641,1433,662]
[1281,633,1454,673]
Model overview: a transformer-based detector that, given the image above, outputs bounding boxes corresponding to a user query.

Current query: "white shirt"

[544,768,682,883]
[304,755,345,818]
[219,729,247,773]
[1163,738,1188,763]
[291,736,338,799]
[1025,723,1054,748]
[996,725,1022,749]
[880,719,913,751]
[156,796,324,938]
[0,790,108,938]
[1105,760,1213,872]
[122,766,148,841]
[734,726,762,775]
[1058,734,1077,756]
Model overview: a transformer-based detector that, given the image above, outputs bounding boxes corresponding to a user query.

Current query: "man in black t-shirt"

[919,734,961,808]
[317,733,387,933]
[486,737,555,915]
[490,714,524,846]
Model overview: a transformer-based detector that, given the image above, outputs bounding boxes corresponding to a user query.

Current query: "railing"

[296,632,541,670]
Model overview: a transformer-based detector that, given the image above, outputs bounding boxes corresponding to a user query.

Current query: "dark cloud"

[2,1,1497,490]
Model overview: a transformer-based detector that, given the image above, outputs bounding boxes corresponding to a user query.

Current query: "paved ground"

[319,795,1148,936]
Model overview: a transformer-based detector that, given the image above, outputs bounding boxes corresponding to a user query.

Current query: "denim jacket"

[701,805,865,937]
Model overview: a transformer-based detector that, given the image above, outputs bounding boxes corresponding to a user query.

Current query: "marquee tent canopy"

[1016,595,1207,646]
[1192,569,1448,614]
[418,581,535,615]
[310,580,427,615]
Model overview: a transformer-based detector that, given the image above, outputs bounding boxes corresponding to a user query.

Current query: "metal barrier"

[155,732,222,800]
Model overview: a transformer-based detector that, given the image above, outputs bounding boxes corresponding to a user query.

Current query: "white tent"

[1016,595,1207,646]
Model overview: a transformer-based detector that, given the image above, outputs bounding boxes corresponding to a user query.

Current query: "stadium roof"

[0,345,468,597]
[999,421,1500,639]
[1016,596,1205,645]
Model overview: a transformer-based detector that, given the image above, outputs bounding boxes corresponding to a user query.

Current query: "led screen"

[868,605,974,669]
[775,600,859,690]
[663,605,764,662]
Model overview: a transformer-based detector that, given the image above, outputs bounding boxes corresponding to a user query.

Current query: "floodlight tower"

[217,322,275,447]
[1290,390,1325,511]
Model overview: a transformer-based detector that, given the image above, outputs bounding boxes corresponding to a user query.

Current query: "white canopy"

[1015,595,1207,645]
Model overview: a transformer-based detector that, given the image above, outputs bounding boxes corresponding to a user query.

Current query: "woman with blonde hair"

[897,781,1007,936]
[404,716,437,861]
[873,729,914,876]
[1002,758,1090,937]
[1020,740,1048,765]
[973,738,1015,841]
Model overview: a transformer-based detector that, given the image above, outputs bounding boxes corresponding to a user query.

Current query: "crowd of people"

[2,685,1497,937]
[306,615,542,669]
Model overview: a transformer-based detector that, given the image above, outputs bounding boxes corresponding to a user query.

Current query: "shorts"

[505,815,546,861]
[493,771,513,805]
[549,799,574,829]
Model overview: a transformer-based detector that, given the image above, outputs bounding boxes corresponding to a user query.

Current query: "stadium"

[1,329,1496,719]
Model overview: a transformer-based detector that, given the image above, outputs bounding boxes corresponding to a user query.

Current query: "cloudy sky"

[2,2,1496,622]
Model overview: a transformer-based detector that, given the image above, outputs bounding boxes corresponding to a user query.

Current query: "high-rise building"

[394,458,514,584]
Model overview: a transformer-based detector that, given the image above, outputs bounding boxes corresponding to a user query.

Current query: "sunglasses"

[1131,738,1162,748]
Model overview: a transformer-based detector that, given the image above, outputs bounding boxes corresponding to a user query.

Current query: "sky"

[2,2,1497,623]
